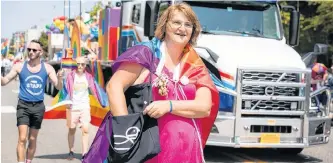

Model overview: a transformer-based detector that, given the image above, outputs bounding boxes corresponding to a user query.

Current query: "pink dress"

[145,67,204,163]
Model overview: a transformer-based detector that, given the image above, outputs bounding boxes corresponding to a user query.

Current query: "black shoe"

[67,151,74,160]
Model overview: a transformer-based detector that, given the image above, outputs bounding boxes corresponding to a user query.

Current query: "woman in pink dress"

[83,2,219,163]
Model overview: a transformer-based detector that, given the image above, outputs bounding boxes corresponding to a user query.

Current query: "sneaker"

[67,151,74,160]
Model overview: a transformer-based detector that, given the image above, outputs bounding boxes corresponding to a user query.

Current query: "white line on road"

[1,106,17,113]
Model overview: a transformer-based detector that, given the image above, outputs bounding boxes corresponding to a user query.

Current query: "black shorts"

[16,99,45,129]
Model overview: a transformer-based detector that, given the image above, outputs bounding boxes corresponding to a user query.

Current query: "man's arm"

[45,64,64,90]
[1,63,21,86]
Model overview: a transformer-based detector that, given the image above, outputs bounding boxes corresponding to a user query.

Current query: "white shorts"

[66,109,91,128]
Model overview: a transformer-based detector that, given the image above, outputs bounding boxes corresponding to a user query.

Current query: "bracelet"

[169,101,173,113]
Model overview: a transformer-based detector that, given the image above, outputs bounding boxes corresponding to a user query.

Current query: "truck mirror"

[144,1,158,40]
[289,9,300,46]
[281,5,300,46]
[314,44,329,55]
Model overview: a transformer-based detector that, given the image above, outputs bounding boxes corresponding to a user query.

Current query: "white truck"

[46,0,332,154]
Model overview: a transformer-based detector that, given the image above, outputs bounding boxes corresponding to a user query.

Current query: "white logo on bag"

[114,126,140,151]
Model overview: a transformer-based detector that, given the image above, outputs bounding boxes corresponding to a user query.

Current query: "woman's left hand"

[143,101,170,119]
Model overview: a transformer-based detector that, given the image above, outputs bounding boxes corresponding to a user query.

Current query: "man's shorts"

[16,99,45,129]
[66,109,91,128]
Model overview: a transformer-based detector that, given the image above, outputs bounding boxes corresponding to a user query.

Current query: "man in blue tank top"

[1,40,64,163]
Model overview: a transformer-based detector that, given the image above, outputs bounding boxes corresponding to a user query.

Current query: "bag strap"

[105,40,155,154]
[148,40,154,104]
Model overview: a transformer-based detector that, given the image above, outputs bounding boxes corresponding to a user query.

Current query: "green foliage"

[90,2,103,18]
[280,1,333,53]
[305,1,333,33]
[38,32,49,53]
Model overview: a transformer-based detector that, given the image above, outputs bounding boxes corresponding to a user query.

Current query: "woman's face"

[165,10,193,46]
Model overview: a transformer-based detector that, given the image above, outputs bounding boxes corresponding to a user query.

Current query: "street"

[1,81,333,163]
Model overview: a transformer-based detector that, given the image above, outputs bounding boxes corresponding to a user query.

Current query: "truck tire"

[276,148,304,155]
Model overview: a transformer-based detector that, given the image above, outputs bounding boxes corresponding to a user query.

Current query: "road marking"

[1,106,17,113]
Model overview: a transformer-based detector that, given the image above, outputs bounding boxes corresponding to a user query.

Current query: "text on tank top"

[19,61,48,102]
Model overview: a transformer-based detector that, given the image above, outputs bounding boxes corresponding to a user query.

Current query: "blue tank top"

[19,61,48,102]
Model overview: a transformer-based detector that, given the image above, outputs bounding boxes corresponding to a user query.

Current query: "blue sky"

[1,0,97,38]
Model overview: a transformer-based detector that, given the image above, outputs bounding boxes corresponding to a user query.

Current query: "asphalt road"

[1,80,333,163]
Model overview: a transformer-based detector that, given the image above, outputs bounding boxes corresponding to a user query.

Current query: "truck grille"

[242,100,292,110]
[242,86,298,96]
[242,71,298,82]
[241,71,300,111]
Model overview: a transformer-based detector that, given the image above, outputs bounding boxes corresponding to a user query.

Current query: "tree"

[38,32,49,55]
[90,2,103,18]
[303,1,333,33]
[279,1,333,53]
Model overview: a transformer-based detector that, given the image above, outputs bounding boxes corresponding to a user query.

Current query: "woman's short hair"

[154,2,201,46]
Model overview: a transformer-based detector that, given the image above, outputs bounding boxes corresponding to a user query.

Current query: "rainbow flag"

[90,60,105,88]
[62,25,71,57]
[71,21,81,59]
[1,39,9,56]
[113,37,220,147]
[44,71,109,127]
[61,58,77,69]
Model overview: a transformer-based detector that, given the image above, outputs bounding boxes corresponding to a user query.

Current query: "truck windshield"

[186,1,282,40]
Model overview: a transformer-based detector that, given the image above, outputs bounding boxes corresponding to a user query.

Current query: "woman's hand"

[143,101,170,119]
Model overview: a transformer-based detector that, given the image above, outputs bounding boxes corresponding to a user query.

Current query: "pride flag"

[61,58,77,69]
[44,71,109,127]
[90,60,105,88]
[71,21,81,59]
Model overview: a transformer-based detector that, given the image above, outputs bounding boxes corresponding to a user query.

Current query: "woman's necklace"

[156,74,169,96]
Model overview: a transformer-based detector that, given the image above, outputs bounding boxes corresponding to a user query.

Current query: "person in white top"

[66,56,91,160]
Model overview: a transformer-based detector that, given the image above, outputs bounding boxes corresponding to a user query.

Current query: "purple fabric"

[112,45,158,73]
[83,45,158,162]
[110,8,121,27]
[82,111,112,163]
[66,70,100,102]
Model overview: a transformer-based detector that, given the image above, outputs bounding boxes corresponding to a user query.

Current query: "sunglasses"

[27,48,40,53]
[77,63,86,66]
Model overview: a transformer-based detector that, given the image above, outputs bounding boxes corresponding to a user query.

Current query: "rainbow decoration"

[90,60,105,89]
[71,21,81,59]
[98,9,104,60]
[61,58,77,69]
[44,71,109,127]
[98,7,121,61]
[1,38,9,56]
[62,25,71,58]
[312,63,327,74]
[113,38,220,147]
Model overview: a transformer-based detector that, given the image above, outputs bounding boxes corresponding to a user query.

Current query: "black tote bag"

[105,44,160,163]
